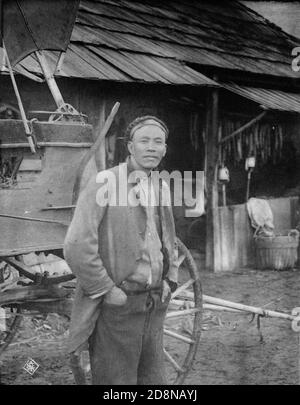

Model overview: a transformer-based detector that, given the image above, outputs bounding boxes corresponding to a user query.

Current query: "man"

[64,115,179,385]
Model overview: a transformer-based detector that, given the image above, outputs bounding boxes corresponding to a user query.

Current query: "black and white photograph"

[0,0,299,388]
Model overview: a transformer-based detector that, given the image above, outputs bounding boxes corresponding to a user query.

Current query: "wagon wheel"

[164,237,202,384]
[0,305,22,356]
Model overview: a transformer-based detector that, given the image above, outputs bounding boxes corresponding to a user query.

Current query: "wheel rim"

[164,238,202,384]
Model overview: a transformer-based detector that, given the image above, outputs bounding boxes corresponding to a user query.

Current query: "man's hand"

[161,279,171,303]
[103,285,127,306]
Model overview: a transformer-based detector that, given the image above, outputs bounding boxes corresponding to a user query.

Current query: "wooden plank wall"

[216,197,299,272]
[216,203,255,272]
[268,197,299,230]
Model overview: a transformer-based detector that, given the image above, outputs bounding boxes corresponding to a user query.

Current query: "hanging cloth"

[246,197,275,237]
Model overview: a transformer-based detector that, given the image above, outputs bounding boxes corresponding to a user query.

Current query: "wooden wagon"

[0,0,203,384]
[0,117,203,384]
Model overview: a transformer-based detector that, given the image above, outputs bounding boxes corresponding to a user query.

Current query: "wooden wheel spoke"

[177,254,186,266]
[164,328,195,344]
[166,308,201,318]
[163,348,185,373]
[175,294,194,302]
[170,298,195,307]
[178,290,193,299]
[171,278,195,299]
[204,304,245,313]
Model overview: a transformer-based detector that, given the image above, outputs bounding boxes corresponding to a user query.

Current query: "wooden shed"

[2,0,300,272]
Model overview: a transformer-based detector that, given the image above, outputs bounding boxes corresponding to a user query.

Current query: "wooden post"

[94,100,106,171]
[3,42,36,153]
[222,183,227,206]
[35,51,65,109]
[298,333,300,386]
[205,85,221,271]
[246,170,251,201]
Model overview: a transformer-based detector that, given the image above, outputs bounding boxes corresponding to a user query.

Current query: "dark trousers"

[88,290,170,385]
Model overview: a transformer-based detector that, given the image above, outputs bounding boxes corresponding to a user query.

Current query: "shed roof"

[222,83,300,113]
[17,0,300,84]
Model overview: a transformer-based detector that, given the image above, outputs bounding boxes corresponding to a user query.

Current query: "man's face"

[127,123,167,171]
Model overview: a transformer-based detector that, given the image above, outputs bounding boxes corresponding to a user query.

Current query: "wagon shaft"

[0,285,70,306]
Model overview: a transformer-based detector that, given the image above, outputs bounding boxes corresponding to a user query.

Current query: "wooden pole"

[94,100,107,171]
[35,51,65,109]
[222,183,226,206]
[298,334,300,385]
[181,290,298,321]
[0,213,69,226]
[163,349,184,372]
[171,298,245,313]
[246,169,253,202]
[54,51,66,75]
[93,101,120,171]
[0,142,92,149]
[72,102,120,203]
[3,42,36,153]
[205,83,220,271]
[219,111,267,145]
[41,205,76,211]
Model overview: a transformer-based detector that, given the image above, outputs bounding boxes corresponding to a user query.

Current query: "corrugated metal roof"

[222,83,300,112]
[14,0,300,84]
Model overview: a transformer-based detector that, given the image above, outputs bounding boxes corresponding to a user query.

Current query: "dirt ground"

[0,266,299,385]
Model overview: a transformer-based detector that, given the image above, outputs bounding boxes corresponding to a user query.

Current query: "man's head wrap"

[124,116,169,144]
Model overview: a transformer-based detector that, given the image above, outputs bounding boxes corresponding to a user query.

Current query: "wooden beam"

[21,298,73,318]
[0,244,64,259]
[71,101,120,203]
[94,100,106,171]
[205,84,221,271]
[183,290,299,321]
[35,51,65,109]
[219,111,267,144]
[163,348,184,373]
[164,328,195,344]
[0,213,69,226]
[0,285,69,306]
[40,205,76,211]
[54,52,66,75]
[3,42,36,153]
[0,142,93,149]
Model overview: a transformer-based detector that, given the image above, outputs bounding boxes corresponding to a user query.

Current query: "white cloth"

[246,198,275,236]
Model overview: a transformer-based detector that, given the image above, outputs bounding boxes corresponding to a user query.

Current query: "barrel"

[254,230,299,270]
